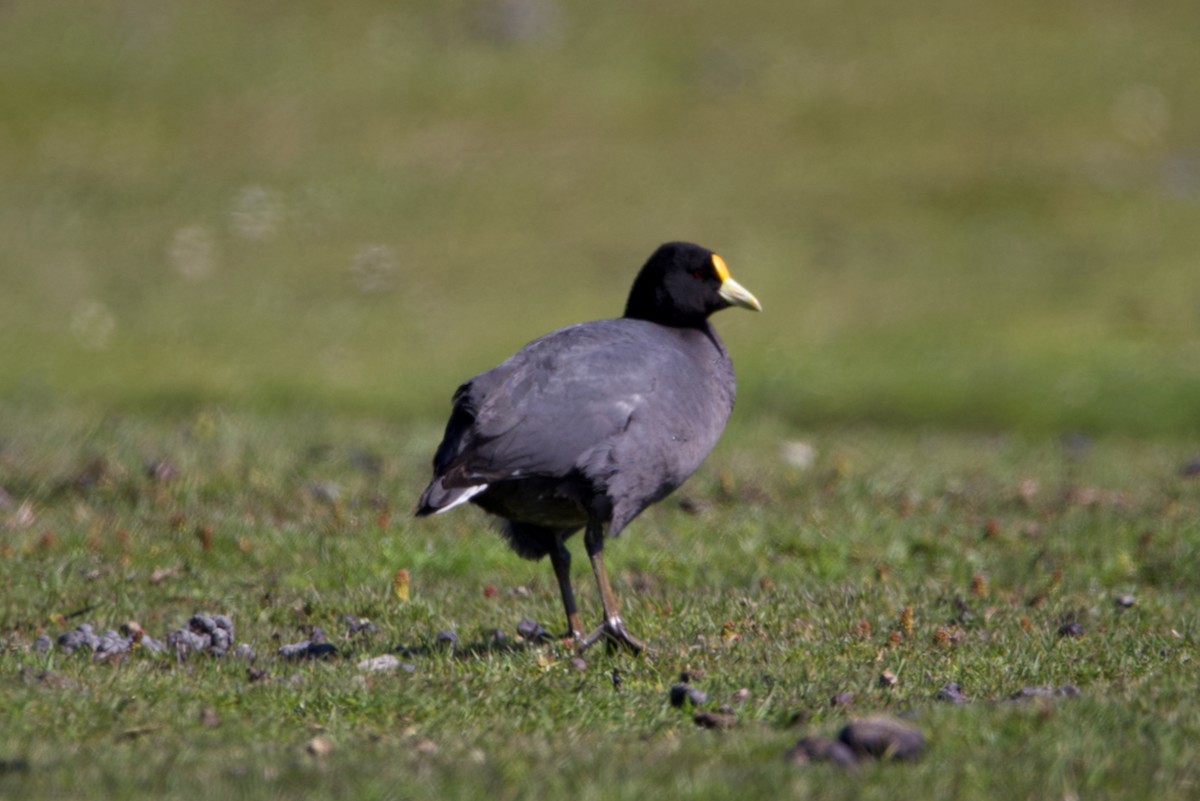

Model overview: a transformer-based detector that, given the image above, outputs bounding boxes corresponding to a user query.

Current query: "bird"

[416,242,761,653]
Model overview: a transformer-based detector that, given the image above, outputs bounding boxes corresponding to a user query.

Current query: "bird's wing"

[440,321,675,486]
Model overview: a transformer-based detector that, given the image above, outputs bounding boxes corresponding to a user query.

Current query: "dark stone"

[693,710,737,730]
[278,640,339,660]
[936,682,969,704]
[669,683,708,708]
[516,618,551,643]
[838,716,925,761]
[785,736,859,767]
[1057,621,1084,638]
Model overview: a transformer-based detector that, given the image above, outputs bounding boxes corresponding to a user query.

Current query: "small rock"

[936,682,969,704]
[878,669,898,688]
[1114,594,1136,609]
[1057,621,1084,638]
[140,635,165,654]
[838,717,925,761]
[58,624,100,655]
[33,635,51,654]
[358,654,403,673]
[306,735,334,757]
[345,615,378,636]
[830,691,855,708]
[233,643,256,661]
[1178,457,1200,477]
[145,460,178,482]
[209,627,232,656]
[780,441,818,470]
[93,629,130,660]
[516,618,551,643]
[167,628,211,657]
[247,667,268,682]
[278,641,339,660]
[569,657,587,672]
[199,708,220,728]
[435,629,459,647]
[732,687,750,702]
[308,482,340,504]
[669,683,709,708]
[785,735,858,767]
[693,710,737,730]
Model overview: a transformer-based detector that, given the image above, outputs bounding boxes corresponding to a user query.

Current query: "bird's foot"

[578,616,645,655]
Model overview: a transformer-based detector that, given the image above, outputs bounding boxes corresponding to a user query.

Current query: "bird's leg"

[549,535,584,642]
[579,519,645,654]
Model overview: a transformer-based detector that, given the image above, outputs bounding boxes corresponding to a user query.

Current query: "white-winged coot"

[417,242,761,652]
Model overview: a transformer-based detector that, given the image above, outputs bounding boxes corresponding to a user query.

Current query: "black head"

[623,242,761,327]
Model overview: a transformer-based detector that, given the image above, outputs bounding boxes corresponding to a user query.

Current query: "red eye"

[690,269,704,280]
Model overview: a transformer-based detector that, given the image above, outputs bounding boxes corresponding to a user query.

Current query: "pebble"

[785,736,858,767]
[669,683,708,708]
[306,735,334,757]
[33,635,52,654]
[1114,594,1136,609]
[936,682,969,704]
[435,629,459,647]
[278,640,339,660]
[1057,621,1084,638]
[357,652,405,671]
[516,618,551,643]
[693,710,737,730]
[838,716,926,761]
[57,624,100,654]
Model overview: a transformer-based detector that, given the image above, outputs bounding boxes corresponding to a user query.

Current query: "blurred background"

[1,0,1198,434]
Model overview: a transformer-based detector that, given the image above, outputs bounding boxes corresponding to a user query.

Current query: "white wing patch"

[435,484,488,514]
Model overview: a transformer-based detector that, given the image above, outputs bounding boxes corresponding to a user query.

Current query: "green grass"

[3,2,1200,798]
[2,0,1200,431]
[2,412,1198,799]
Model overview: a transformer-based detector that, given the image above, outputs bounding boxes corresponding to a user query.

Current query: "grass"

[2,411,1198,799]
[2,1,1200,798]
[1,0,1199,431]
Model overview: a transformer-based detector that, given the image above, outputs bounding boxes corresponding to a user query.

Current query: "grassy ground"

[1,411,1198,799]
[2,1,1200,799]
